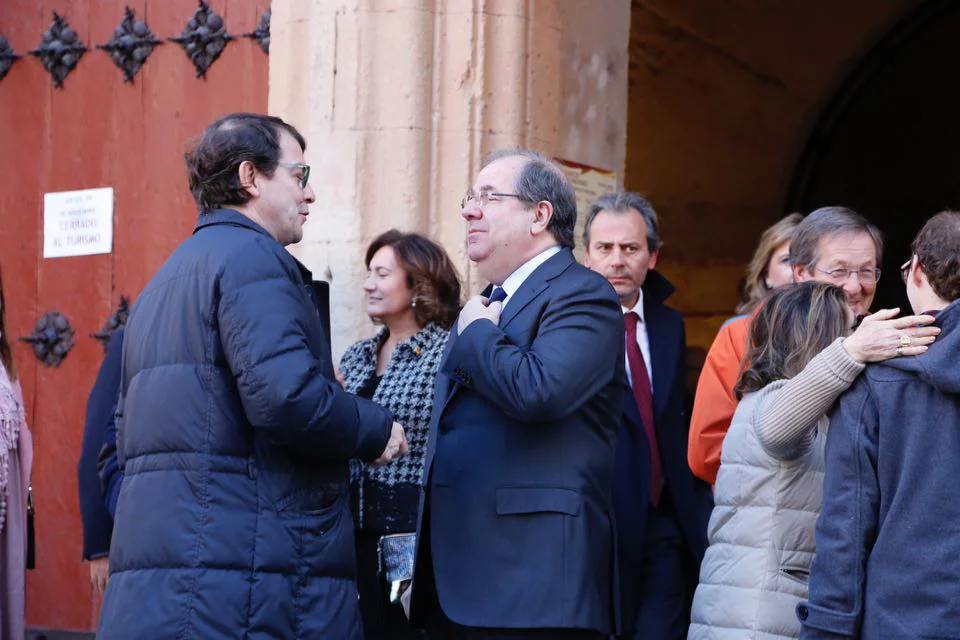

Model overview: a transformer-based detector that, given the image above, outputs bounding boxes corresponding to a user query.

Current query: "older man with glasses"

[409,149,626,639]
[688,206,937,488]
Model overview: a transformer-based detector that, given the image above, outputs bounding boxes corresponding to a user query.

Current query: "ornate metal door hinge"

[29,12,86,88]
[98,6,162,83]
[20,311,76,368]
[0,36,20,82]
[170,1,232,78]
[91,296,130,352]
[245,8,271,55]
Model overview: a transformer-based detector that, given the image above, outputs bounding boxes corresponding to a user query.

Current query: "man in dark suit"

[409,150,627,639]
[583,192,712,640]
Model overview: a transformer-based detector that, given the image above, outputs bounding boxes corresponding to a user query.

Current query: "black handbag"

[26,484,34,570]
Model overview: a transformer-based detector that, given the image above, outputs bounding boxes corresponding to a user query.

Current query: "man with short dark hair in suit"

[409,150,627,639]
[583,192,712,640]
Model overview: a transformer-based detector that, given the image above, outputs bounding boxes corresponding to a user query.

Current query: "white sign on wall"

[555,159,618,260]
[43,187,114,259]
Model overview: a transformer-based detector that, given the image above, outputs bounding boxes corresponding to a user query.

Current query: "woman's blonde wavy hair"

[737,213,803,313]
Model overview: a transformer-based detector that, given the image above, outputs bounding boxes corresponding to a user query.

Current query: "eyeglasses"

[278,162,311,189]
[815,267,881,285]
[461,188,523,210]
[900,259,912,285]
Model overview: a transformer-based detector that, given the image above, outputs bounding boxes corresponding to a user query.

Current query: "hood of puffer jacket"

[880,298,960,394]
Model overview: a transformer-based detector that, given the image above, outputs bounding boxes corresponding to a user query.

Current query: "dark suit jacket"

[77,327,123,559]
[612,271,712,634]
[410,248,628,634]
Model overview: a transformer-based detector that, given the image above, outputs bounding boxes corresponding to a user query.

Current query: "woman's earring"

[411,299,417,308]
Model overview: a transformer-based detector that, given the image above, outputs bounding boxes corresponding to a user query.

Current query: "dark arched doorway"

[787,0,960,312]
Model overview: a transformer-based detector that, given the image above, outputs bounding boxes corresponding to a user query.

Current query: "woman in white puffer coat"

[688,281,938,639]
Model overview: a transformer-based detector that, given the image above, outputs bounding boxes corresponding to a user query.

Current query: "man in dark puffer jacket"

[97,113,408,639]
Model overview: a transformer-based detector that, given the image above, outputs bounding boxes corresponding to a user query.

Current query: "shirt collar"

[499,245,563,302]
[621,287,646,323]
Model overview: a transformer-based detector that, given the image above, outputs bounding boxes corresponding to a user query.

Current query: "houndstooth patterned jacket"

[339,322,449,495]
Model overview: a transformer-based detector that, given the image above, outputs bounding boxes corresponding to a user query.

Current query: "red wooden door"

[0,0,267,631]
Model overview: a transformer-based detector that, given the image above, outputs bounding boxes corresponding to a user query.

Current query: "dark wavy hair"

[185,113,306,213]
[734,281,849,399]
[912,210,960,302]
[0,265,16,381]
[365,230,462,329]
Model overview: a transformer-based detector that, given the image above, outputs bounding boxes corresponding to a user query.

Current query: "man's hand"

[371,422,409,467]
[89,556,109,596]
[457,295,502,334]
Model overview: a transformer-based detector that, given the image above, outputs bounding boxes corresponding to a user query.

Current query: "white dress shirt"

[623,290,654,390]
[494,245,562,311]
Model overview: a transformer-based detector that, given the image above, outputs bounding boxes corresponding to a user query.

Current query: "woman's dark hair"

[185,113,307,212]
[365,230,462,329]
[734,281,849,399]
[912,210,960,302]
[0,266,17,381]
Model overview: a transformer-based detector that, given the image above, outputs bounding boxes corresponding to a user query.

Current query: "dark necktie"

[624,312,662,506]
[488,287,507,304]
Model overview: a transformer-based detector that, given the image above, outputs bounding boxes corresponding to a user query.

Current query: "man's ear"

[792,263,809,282]
[238,160,258,198]
[531,200,554,236]
[648,249,659,271]
[911,255,925,287]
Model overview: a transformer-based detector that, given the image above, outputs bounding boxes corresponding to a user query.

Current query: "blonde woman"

[689,281,938,639]
[736,212,803,315]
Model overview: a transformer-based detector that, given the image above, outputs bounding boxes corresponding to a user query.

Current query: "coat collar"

[194,207,273,237]
[641,269,676,306]
[194,208,314,283]
[354,323,448,363]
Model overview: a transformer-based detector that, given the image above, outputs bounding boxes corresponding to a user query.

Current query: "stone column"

[269,0,631,357]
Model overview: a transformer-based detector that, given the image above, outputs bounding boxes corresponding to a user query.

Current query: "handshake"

[372,422,409,467]
[335,368,409,467]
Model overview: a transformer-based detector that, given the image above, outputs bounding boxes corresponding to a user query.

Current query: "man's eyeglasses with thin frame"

[461,188,523,210]
[901,259,912,285]
[815,267,882,285]
[279,162,311,189]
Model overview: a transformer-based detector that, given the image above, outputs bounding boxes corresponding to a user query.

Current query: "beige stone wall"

[269,0,631,359]
[269,0,924,356]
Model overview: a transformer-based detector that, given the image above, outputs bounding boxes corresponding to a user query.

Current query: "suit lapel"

[499,278,548,329]
[645,303,677,419]
[436,250,572,411]
[435,327,460,415]
[498,249,572,329]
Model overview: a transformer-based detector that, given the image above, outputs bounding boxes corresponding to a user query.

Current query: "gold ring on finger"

[900,334,912,347]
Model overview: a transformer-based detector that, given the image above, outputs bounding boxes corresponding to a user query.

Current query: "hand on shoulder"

[841,308,939,363]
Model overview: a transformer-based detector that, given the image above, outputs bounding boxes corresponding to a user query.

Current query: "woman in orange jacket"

[687,214,800,484]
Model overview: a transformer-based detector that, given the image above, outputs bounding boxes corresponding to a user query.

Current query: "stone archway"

[788,0,960,313]
[624,0,923,347]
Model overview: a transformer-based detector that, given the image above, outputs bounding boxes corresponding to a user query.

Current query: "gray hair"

[582,191,663,251]
[789,206,884,272]
[483,149,577,250]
